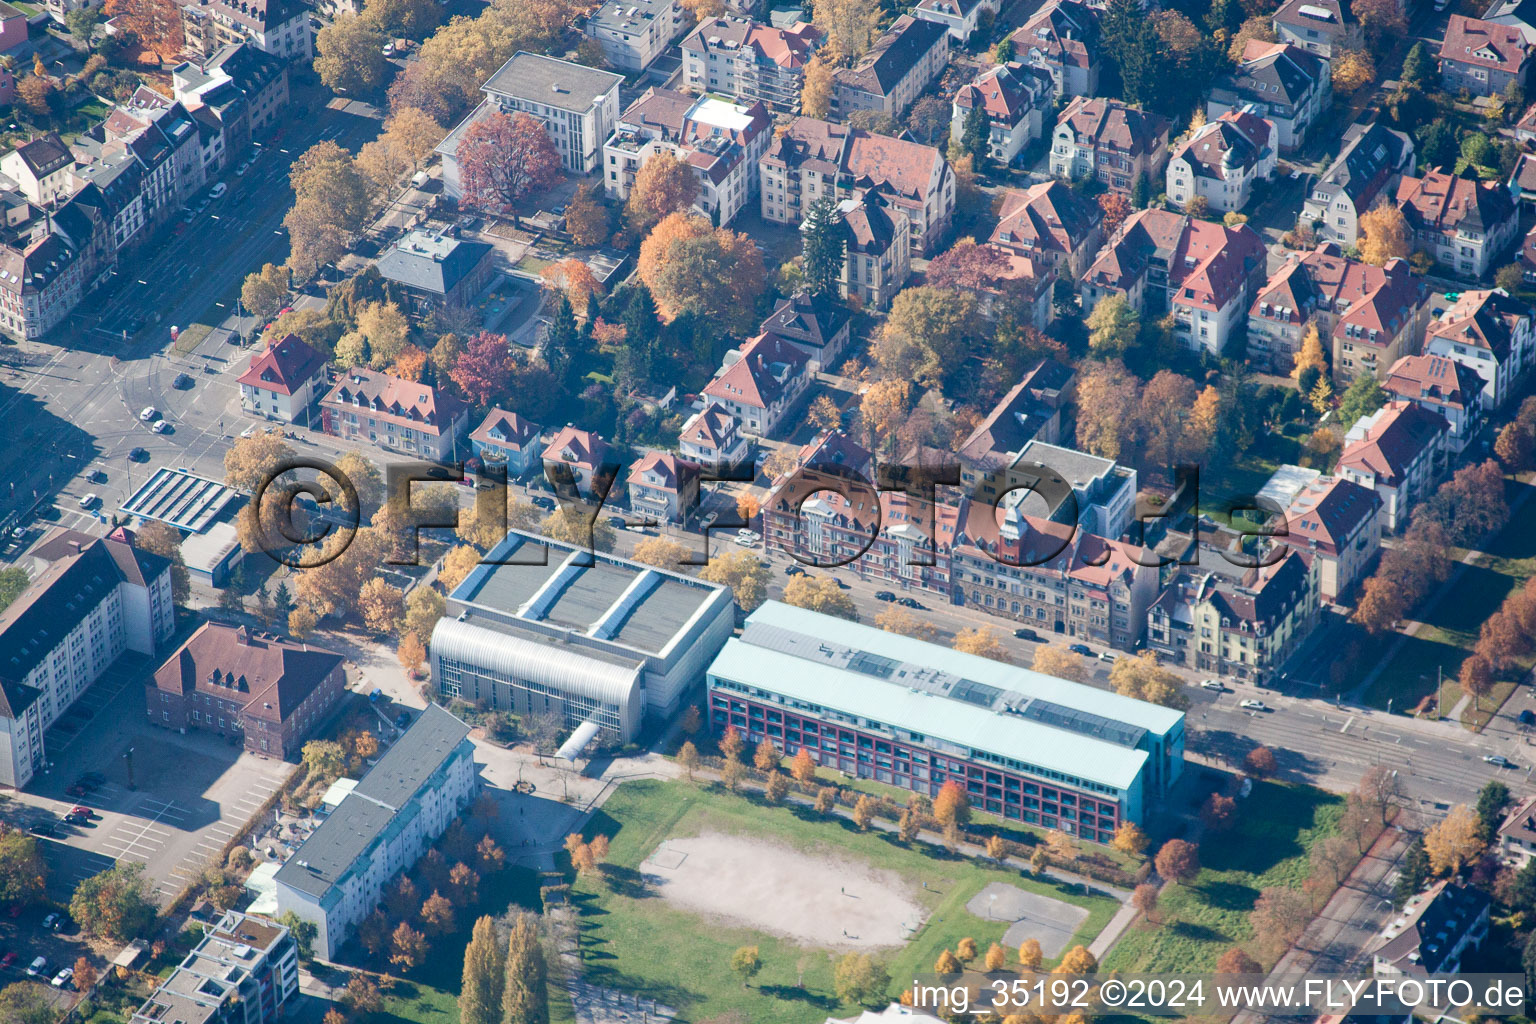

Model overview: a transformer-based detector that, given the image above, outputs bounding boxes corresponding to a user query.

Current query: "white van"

[411,170,430,188]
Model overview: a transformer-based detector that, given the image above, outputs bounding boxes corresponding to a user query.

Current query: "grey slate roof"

[1313,123,1414,206]
[482,51,622,112]
[374,229,493,297]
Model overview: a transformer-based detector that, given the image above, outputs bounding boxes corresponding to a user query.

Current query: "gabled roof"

[1282,476,1380,553]
[1311,122,1415,208]
[834,14,948,95]
[1396,170,1517,237]
[953,62,1052,125]
[1212,40,1328,108]
[470,408,541,451]
[797,429,873,477]
[1440,14,1533,69]
[320,367,466,437]
[1337,401,1449,487]
[681,16,822,69]
[236,334,326,396]
[1426,288,1531,363]
[958,357,1075,470]
[954,498,1150,591]
[1012,0,1100,71]
[151,622,345,725]
[679,405,739,451]
[839,194,903,253]
[759,290,851,355]
[1170,110,1273,181]
[990,180,1103,259]
[1086,208,1265,311]
[7,134,71,179]
[1383,354,1485,413]
[629,451,701,493]
[704,332,811,410]
[763,118,946,205]
[1251,243,1426,347]
[1057,96,1170,158]
[544,425,611,470]
[1273,0,1355,38]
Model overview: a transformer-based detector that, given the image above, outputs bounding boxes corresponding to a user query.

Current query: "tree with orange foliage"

[623,153,699,236]
[392,345,428,382]
[541,259,601,318]
[933,780,971,826]
[1098,191,1134,236]
[636,212,765,334]
[106,0,183,61]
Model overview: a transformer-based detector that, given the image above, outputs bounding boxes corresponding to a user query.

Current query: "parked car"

[67,806,92,822]
[79,771,104,785]
[1485,754,1516,768]
[235,160,250,176]
[41,913,60,931]
[1520,710,1536,727]
[51,967,73,988]
[1068,643,1092,656]
[26,956,45,977]
[784,564,806,576]
[1097,651,1117,662]
[1200,679,1224,691]
[606,516,626,528]
[128,447,149,462]
[875,591,897,602]
[530,496,555,511]
[1239,699,1268,711]
[139,406,158,421]
[77,494,98,510]
[240,425,259,438]
[0,951,16,967]
[209,182,227,200]
[28,821,55,838]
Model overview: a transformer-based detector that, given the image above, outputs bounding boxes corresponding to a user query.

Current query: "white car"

[51,967,72,988]
[77,493,98,509]
[1097,651,1116,662]
[1239,699,1268,711]
[1200,679,1224,691]
[139,406,158,421]
[26,956,45,976]
[235,160,250,176]
[152,420,171,434]
[1484,754,1516,768]
[209,182,227,200]
[240,424,259,438]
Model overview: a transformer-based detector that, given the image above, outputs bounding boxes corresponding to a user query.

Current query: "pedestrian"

[840,886,844,895]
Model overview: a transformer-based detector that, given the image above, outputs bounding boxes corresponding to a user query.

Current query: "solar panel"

[950,679,1004,707]
[1017,698,1147,748]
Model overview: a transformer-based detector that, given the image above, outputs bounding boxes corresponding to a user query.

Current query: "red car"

[66,807,91,822]
[1,951,17,967]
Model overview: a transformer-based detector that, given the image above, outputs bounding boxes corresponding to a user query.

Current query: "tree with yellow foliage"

[1112,822,1150,857]
[1331,49,1376,95]
[1031,645,1086,682]
[783,575,858,620]
[801,56,834,118]
[438,545,482,593]
[1423,804,1484,875]
[1291,323,1327,382]
[1309,376,1334,416]
[875,606,941,641]
[1018,938,1043,971]
[1358,204,1409,267]
[953,626,1013,664]
[631,536,692,568]
[1109,652,1189,709]
[985,943,1007,971]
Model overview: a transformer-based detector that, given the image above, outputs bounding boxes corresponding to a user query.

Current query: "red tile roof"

[704,332,810,411]
[680,406,739,452]
[151,622,344,726]
[321,367,466,436]
[1396,170,1517,237]
[1283,476,1380,554]
[470,408,541,451]
[237,334,327,397]
[629,451,701,493]
[1336,401,1448,487]
[1383,354,1484,413]
[1425,288,1531,363]
[990,180,1103,260]
[544,426,611,470]
[1251,243,1426,350]
[1439,15,1533,72]
[1057,96,1170,158]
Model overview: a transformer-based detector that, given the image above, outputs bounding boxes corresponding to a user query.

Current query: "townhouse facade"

[1300,122,1416,245]
[1081,209,1267,357]
[542,425,614,498]
[989,181,1104,279]
[1050,96,1170,194]
[1207,40,1331,152]
[1439,15,1533,97]
[1,135,74,205]
[1336,401,1451,532]
[757,290,853,370]
[1396,170,1519,280]
[1383,354,1486,452]
[469,408,545,478]
[1424,288,1535,409]
[319,368,470,463]
[1165,108,1277,215]
[1279,475,1383,601]
[836,193,911,310]
[951,61,1054,167]
[1247,242,1429,379]
[178,0,312,61]
[759,117,955,255]
[1146,550,1320,685]
[702,331,812,437]
[1011,0,1102,99]
[585,0,686,71]
[680,16,822,111]
[832,15,951,118]
[678,405,750,470]
[237,332,329,423]
[628,452,702,523]
[603,89,771,226]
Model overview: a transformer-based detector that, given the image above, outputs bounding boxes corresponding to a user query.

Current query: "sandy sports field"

[640,831,928,949]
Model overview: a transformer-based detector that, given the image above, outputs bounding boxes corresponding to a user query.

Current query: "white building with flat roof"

[585,0,686,71]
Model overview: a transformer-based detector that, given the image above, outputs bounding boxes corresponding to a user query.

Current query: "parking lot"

[4,668,297,905]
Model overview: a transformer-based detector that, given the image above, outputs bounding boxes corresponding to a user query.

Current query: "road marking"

[1341,716,1354,734]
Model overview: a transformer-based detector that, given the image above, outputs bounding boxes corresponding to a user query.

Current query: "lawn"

[374,865,546,1024]
[1360,480,1536,724]
[571,779,1119,1024]
[1102,781,1342,973]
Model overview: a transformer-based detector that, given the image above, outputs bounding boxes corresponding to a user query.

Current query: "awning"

[555,719,602,761]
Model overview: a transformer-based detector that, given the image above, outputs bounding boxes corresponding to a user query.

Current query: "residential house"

[1247,242,1429,380]
[759,117,955,255]
[989,180,1104,279]
[127,912,299,1024]
[177,0,312,61]
[603,89,771,226]
[1522,223,1536,286]
[319,368,470,463]
[758,290,853,370]
[468,408,545,477]
[835,193,911,310]
[1424,288,1535,408]
[1272,0,1362,58]
[374,228,495,314]
[628,452,702,523]
[1396,170,1518,280]
[678,405,750,470]
[957,358,1076,492]
[831,15,951,118]
[1371,882,1490,977]
[147,623,345,758]
[173,43,291,135]
[1207,40,1331,153]
[1011,0,1102,100]
[0,207,99,342]
[1300,122,1416,245]
[1337,401,1451,532]
[439,53,623,185]
[680,16,822,111]
[171,62,253,179]
[274,705,476,960]
[702,331,812,437]
[0,536,173,789]
[1049,96,1170,194]
[1165,107,1278,215]
[761,469,958,596]
[915,0,1000,41]
[1383,354,1486,452]
[951,61,1054,167]
[952,501,1160,649]
[987,249,1056,331]
[1146,550,1319,684]
[1510,151,1536,212]
[1081,209,1267,357]
[990,439,1138,540]
[237,333,329,424]
[1483,0,1536,45]
[542,425,614,499]
[1,135,74,205]
[796,429,874,478]
[1439,15,1533,97]
[585,0,686,71]
[1497,794,1536,865]
[1278,475,1382,601]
